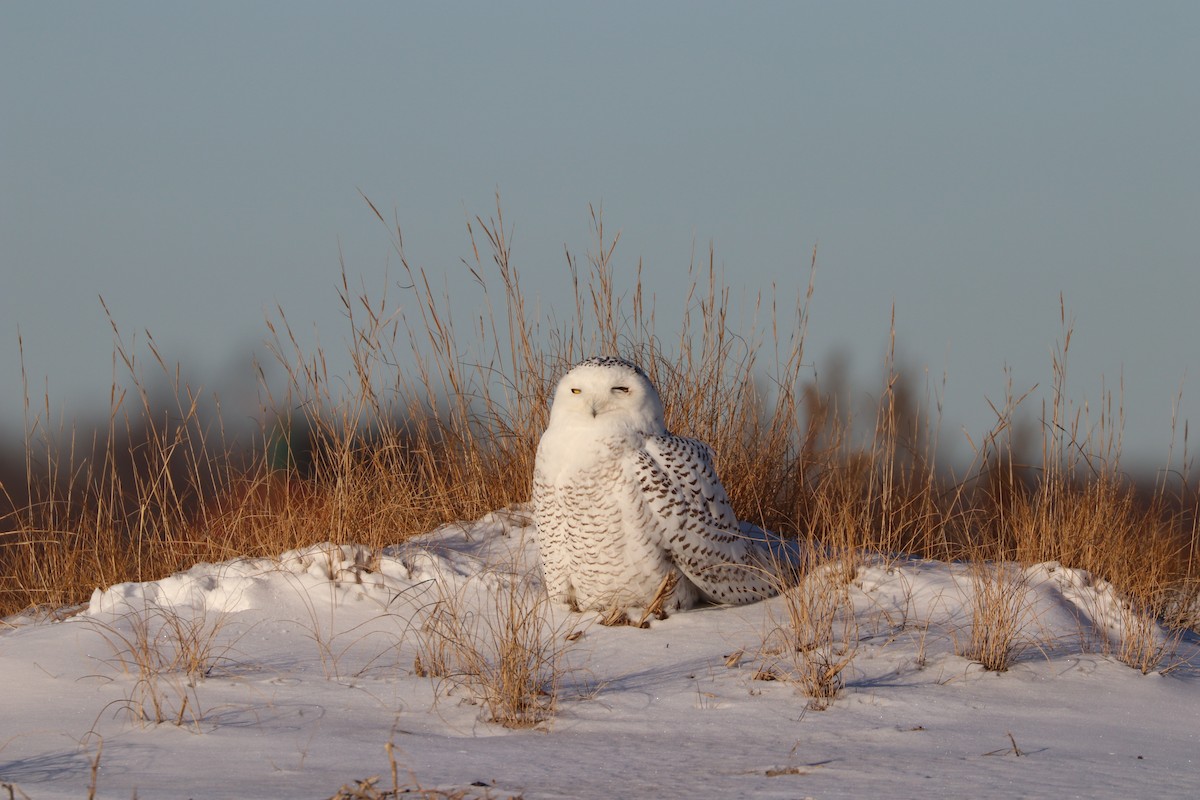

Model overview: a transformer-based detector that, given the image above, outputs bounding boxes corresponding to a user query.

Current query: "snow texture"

[2,507,1199,799]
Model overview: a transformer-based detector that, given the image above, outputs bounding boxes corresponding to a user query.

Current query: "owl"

[532,356,785,618]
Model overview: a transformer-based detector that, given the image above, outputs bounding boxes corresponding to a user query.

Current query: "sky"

[3,1,1198,471]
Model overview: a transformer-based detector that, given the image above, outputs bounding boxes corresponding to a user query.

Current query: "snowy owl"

[532,356,787,617]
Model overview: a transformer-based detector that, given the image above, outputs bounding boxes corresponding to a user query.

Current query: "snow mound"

[851,557,1172,655]
[84,507,540,618]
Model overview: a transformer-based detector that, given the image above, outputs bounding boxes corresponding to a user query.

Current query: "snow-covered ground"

[3,508,1198,799]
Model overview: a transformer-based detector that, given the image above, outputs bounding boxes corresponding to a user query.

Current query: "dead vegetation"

[412,568,567,728]
[757,557,859,708]
[85,602,238,728]
[1,199,1197,680]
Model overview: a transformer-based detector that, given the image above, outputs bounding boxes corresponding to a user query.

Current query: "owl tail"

[737,521,816,584]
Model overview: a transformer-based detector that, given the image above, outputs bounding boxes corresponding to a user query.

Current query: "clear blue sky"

[3,2,1198,469]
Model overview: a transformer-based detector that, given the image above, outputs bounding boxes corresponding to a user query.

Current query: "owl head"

[547,357,667,435]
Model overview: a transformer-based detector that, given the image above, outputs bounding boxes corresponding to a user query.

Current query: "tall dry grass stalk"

[2,200,1197,663]
[2,317,237,616]
[757,555,859,708]
[955,562,1035,672]
[962,300,1199,638]
[86,603,235,727]
[0,197,815,618]
[413,570,568,728]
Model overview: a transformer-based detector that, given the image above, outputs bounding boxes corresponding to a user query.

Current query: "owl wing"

[632,434,779,605]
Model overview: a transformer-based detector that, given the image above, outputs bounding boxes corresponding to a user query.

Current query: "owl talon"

[636,572,680,627]
[599,607,649,628]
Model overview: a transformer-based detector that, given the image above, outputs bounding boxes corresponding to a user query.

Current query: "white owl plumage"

[532,356,788,616]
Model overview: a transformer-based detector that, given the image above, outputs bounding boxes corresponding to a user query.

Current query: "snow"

[3,508,1198,799]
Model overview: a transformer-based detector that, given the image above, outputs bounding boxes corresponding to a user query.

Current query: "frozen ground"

[2,508,1198,799]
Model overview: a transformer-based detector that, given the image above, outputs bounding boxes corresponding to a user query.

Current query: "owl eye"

[612,386,630,394]
[570,388,582,395]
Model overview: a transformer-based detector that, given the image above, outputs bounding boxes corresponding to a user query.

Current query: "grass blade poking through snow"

[414,567,568,728]
[956,561,1036,672]
[85,602,236,728]
[757,552,860,710]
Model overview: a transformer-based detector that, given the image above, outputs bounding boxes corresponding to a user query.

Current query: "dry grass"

[0,198,819,620]
[954,561,1035,672]
[327,741,522,800]
[1115,598,1182,674]
[413,568,567,728]
[757,554,859,708]
[85,602,236,727]
[1,200,1197,681]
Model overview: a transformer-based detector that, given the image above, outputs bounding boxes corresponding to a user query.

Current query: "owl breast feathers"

[532,356,786,616]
